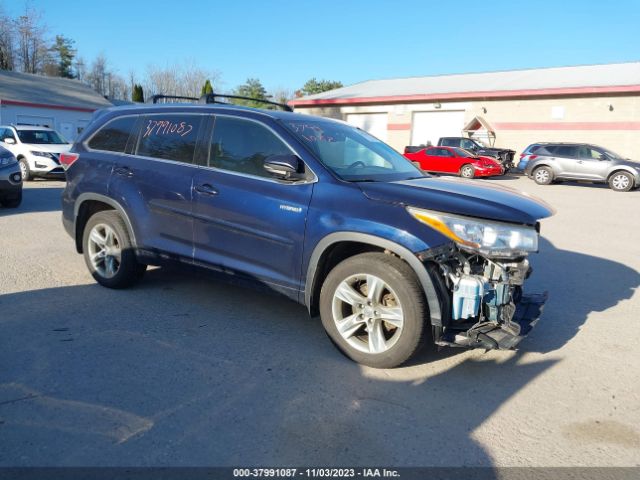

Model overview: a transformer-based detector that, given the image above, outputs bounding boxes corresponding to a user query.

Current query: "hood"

[359,176,554,225]
[24,143,72,154]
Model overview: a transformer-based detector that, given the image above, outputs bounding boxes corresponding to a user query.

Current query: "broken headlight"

[407,207,538,258]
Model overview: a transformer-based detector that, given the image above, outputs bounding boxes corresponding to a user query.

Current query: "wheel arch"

[304,232,443,326]
[74,193,137,253]
[607,168,636,184]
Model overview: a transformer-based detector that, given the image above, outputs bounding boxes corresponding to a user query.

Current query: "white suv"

[0,125,72,180]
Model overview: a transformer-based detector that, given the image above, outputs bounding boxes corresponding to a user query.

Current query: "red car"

[404,146,504,178]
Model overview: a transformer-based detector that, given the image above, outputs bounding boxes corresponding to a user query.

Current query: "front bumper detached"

[436,292,548,350]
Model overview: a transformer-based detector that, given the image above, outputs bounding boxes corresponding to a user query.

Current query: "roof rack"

[148,92,293,112]
[149,94,200,104]
[199,93,293,112]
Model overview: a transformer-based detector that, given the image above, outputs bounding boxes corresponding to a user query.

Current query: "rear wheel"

[608,171,634,192]
[18,158,32,181]
[460,164,475,178]
[319,252,428,368]
[533,166,553,185]
[1,190,22,208]
[82,211,146,289]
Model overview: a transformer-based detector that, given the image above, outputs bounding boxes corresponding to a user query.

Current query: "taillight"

[519,153,525,159]
[528,155,538,160]
[60,152,79,170]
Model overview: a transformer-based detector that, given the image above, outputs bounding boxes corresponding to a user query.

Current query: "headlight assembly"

[407,206,538,257]
[0,155,17,166]
[30,150,55,158]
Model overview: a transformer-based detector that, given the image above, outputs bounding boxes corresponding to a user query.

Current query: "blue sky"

[4,0,640,93]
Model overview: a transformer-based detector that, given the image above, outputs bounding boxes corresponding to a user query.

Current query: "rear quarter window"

[137,114,203,163]
[88,116,138,152]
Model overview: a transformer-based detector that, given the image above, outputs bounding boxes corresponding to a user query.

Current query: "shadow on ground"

[0,183,64,216]
[0,238,637,467]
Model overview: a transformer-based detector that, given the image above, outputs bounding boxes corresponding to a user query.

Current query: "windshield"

[600,147,624,160]
[17,130,68,145]
[454,148,475,157]
[284,119,424,182]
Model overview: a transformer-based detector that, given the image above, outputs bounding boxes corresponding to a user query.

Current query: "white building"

[0,70,113,142]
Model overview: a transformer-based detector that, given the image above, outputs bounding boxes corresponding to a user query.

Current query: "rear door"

[550,145,581,178]
[192,114,314,292]
[108,113,205,260]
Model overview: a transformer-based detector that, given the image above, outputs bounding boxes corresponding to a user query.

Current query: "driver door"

[576,146,611,181]
[192,115,314,292]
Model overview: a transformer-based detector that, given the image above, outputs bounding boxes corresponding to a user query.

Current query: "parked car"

[438,137,516,170]
[524,143,640,192]
[0,125,71,180]
[403,145,504,178]
[517,143,545,172]
[0,145,22,208]
[61,99,554,368]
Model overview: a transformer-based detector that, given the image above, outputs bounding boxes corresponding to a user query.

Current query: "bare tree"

[0,5,15,70]
[86,53,108,95]
[143,60,221,99]
[269,86,294,105]
[14,4,48,74]
[74,56,86,82]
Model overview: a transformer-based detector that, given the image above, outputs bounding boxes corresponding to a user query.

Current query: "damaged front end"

[421,244,547,351]
[408,206,550,351]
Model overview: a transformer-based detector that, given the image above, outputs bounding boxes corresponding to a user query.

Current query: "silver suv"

[524,143,640,192]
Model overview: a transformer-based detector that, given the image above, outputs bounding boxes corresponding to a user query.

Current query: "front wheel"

[319,252,428,368]
[608,171,634,192]
[460,164,475,178]
[18,158,32,181]
[82,211,146,289]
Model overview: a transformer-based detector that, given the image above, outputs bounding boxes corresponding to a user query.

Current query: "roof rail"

[199,93,293,112]
[149,94,199,104]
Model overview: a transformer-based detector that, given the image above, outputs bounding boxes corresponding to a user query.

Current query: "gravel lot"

[0,176,639,468]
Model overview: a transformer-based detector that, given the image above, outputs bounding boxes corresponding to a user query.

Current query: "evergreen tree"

[298,78,343,96]
[132,84,144,103]
[232,78,268,108]
[50,35,76,78]
[201,79,214,96]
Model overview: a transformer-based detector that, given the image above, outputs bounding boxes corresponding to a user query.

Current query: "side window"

[578,147,602,160]
[441,138,456,147]
[210,116,292,178]
[461,139,476,150]
[89,116,138,153]
[555,146,578,158]
[137,115,203,163]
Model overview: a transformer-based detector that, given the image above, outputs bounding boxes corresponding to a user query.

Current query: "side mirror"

[263,154,303,180]
[4,138,16,145]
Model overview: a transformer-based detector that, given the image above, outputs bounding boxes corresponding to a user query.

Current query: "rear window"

[88,116,138,153]
[440,138,458,147]
[136,114,203,163]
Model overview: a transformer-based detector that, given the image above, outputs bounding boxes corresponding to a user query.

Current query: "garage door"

[346,113,388,142]
[16,114,55,128]
[411,111,465,146]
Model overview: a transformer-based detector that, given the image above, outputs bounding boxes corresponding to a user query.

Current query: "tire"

[460,164,475,178]
[1,190,22,208]
[319,252,428,368]
[18,158,32,181]
[608,171,634,192]
[533,166,553,185]
[82,210,146,289]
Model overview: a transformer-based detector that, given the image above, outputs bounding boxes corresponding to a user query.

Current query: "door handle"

[114,166,133,177]
[194,183,218,196]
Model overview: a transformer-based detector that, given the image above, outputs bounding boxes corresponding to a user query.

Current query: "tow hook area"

[436,292,548,350]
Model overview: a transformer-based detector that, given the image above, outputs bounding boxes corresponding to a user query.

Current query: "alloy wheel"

[87,223,122,278]
[535,169,550,183]
[331,274,404,354]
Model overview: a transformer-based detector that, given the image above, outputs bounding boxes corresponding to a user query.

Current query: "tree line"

[0,4,343,105]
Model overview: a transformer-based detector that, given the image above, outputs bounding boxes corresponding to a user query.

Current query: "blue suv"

[61,100,554,368]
